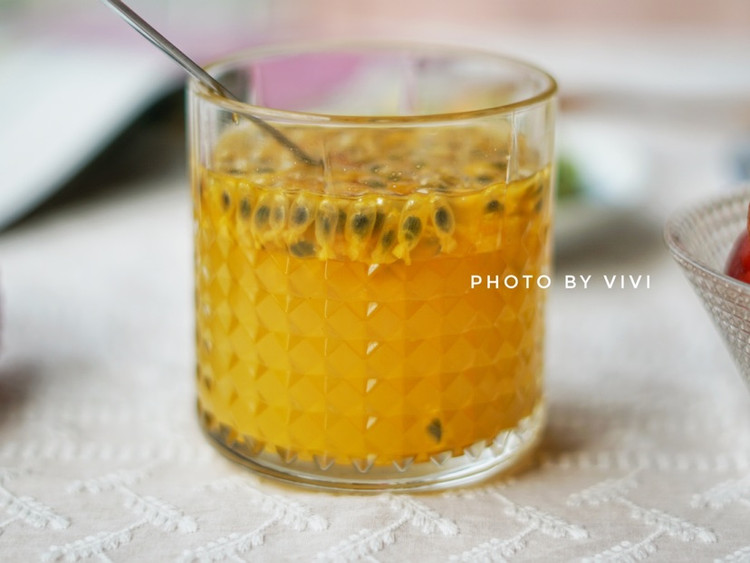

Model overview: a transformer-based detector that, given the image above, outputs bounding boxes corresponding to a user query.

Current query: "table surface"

[2,52,750,563]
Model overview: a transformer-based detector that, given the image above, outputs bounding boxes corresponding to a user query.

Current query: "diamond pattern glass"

[665,187,750,390]
[189,44,556,490]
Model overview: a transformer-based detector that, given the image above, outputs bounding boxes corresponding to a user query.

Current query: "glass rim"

[189,40,558,125]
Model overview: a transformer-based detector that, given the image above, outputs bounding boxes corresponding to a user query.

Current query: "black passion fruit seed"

[402,216,422,241]
[289,240,316,257]
[336,210,347,234]
[434,207,453,233]
[221,191,231,210]
[476,174,493,184]
[315,201,339,257]
[351,213,370,235]
[485,200,503,213]
[316,201,338,238]
[291,205,309,226]
[373,211,386,232]
[239,198,252,219]
[427,419,442,442]
[255,205,270,227]
[381,230,396,249]
[319,215,333,236]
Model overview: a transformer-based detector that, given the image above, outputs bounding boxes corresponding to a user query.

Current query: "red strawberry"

[727,230,750,283]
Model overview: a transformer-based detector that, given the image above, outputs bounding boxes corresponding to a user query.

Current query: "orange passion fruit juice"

[195,125,551,470]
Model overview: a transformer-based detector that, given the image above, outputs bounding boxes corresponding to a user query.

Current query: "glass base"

[199,402,545,492]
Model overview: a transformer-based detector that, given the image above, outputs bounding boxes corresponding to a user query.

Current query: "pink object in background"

[250,52,362,110]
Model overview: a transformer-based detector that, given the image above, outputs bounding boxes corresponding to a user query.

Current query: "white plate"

[0,39,177,230]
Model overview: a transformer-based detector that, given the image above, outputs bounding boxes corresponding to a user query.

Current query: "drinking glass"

[188,42,557,491]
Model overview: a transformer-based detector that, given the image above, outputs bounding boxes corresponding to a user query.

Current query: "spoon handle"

[100,0,322,167]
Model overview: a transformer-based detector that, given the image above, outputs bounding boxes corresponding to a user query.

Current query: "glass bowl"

[665,187,750,387]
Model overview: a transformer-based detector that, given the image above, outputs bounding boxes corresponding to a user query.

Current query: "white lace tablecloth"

[1,123,750,562]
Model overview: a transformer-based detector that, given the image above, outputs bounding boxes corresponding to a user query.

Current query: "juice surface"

[194,126,551,467]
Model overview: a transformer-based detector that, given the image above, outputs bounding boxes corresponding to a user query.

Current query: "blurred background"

[3,5,750,556]
[1,0,750,245]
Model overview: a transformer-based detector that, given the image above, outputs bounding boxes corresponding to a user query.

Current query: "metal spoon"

[100,0,321,167]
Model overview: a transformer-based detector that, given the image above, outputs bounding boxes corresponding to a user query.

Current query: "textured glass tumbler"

[189,43,557,491]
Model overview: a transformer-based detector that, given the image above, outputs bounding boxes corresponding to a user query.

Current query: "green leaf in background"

[556,155,584,201]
